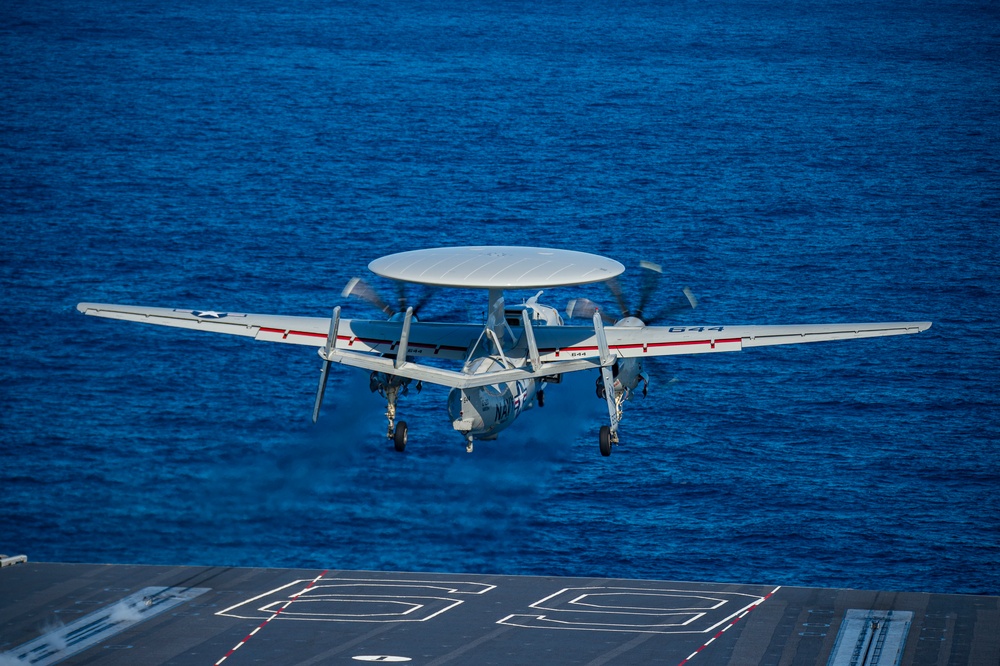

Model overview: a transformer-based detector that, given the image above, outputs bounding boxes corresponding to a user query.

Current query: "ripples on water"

[2,0,997,595]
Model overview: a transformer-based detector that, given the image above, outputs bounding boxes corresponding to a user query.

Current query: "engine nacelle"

[596,358,648,400]
[369,371,412,396]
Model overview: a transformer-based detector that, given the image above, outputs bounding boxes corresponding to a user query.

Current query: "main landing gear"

[595,367,631,457]
[596,377,624,457]
[372,371,418,453]
[393,421,408,452]
[599,425,614,457]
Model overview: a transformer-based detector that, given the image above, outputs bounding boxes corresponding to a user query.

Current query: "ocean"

[2,0,997,597]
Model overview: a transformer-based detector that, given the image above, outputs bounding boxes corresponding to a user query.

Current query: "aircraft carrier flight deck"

[1,560,997,665]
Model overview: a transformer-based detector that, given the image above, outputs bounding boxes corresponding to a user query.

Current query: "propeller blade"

[408,285,437,319]
[634,260,663,320]
[393,281,408,316]
[571,262,694,326]
[648,287,699,323]
[566,297,602,321]
[342,277,395,316]
[682,286,699,310]
[605,277,631,318]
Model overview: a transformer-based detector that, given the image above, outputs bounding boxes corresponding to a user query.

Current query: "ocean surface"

[2,0,998,597]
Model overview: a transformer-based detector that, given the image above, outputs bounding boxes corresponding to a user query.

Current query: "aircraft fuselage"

[448,376,536,441]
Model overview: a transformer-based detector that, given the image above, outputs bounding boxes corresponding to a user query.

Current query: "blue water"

[2,0,998,596]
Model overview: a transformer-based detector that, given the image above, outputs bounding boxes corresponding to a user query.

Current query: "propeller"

[342,277,435,320]
[565,261,698,325]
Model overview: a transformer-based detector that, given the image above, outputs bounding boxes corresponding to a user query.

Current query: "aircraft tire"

[599,426,612,457]
[394,421,408,452]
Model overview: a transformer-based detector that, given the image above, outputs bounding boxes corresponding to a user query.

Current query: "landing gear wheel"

[393,421,408,452]
[599,426,612,457]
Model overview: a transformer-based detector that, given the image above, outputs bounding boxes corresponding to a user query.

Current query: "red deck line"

[676,587,780,666]
[214,570,329,666]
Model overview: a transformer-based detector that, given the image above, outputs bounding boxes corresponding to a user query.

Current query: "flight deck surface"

[1,562,996,665]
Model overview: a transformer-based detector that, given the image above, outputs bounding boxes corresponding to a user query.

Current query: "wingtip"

[76,302,108,315]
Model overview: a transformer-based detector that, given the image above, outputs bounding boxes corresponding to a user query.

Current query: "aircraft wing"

[76,302,481,361]
[77,303,931,390]
[530,321,932,361]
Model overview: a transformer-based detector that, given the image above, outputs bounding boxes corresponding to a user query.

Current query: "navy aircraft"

[77,246,931,456]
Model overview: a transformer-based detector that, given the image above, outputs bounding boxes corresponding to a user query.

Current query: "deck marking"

[498,586,769,634]
[214,570,328,665]
[1,586,209,666]
[676,586,780,665]
[217,577,494,623]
